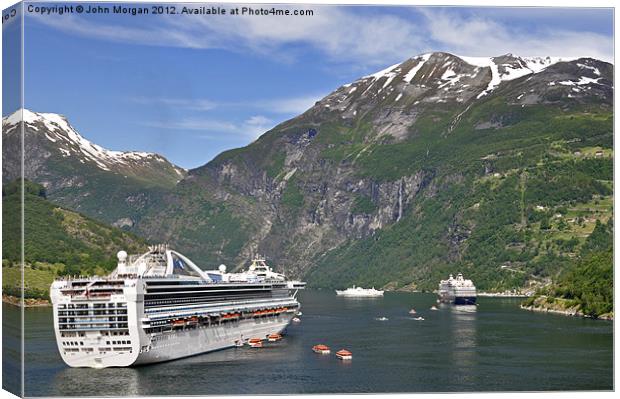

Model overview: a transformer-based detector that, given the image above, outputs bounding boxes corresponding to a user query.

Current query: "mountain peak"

[359,52,580,89]
[331,52,607,106]
[2,108,186,176]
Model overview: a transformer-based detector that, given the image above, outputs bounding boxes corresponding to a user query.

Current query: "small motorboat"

[375,316,389,321]
[297,311,303,316]
[312,344,331,354]
[430,306,438,311]
[413,316,425,321]
[292,317,301,323]
[267,333,282,342]
[336,349,352,360]
[408,308,417,315]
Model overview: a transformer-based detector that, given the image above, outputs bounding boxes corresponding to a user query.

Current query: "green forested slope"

[522,219,613,318]
[2,180,148,299]
[308,105,613,291]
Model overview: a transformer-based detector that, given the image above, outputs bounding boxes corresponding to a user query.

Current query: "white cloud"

[129,93,326,115]
[243,115,275,138]
[30,6,427,67]
[260,95,323,114]
[245,115,273,126]
[142,114,276,140]
[30,6,612,68]
[420,9,613,62]
[143,118,238,132]
[131,97,217,111]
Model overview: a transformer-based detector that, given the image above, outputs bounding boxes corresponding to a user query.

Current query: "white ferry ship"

[438,273,477,305]
[50,246,305,368]
[335,285,384,297]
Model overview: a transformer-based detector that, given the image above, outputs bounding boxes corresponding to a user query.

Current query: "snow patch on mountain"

[3,109,186,174]
[576,63,601,76]
[458,55,574,98]
[558,76,602,86]
[364,62,402,80]
[403,53,432,83]
[354,53,579,103]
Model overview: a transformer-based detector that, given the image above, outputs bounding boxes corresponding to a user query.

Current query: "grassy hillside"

[308,106,613,291]
[8,56,612,297]
[2,179,148,299]
[522,219,613,318]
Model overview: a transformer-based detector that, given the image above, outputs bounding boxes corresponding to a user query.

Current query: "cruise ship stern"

[51,277,144,368]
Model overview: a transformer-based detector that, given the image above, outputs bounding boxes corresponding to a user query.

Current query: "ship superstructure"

[50,245,305,368]
[438,273,477,305]
[335,285,384,297]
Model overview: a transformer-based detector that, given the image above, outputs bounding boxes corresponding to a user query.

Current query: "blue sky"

[2,2,614,169]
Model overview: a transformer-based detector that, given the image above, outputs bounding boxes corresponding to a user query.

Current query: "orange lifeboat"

[268,333,282,342]
[171,319,185,327]
[248,338,263,348]
[312,344,331,354]
[336,349,352,360]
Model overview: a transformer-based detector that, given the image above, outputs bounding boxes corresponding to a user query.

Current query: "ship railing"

[81,284,126,289]
[143,298,298,318]
[143,295,297,313]
[58,311,127,317]
[57,326,129,332]
[58,320,128,325]
[65,291,123,302]
[54,275,127,282]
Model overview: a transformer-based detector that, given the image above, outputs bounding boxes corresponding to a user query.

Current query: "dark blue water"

[3,290,613,395]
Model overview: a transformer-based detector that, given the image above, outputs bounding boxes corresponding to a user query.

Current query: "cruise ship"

[438,273,477,305]
[50,246,305,368]
[335,285,384,297]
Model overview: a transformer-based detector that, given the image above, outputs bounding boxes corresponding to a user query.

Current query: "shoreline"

[520,296,613,321]
[478,292,530,298]
[2,294,51,307]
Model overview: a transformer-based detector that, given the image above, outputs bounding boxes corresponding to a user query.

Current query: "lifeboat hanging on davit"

[50,244,305,368]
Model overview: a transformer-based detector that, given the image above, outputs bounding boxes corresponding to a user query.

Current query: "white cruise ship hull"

[335,291,383,297]
[51,277,300,368]
[134,313,293,365]
[54,313,294,368]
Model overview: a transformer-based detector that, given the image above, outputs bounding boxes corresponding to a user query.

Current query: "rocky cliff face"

[136,52,612,287]
[4,52,613,290]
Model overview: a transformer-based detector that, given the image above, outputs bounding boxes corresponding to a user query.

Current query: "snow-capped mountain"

[1,52,613,285]
[2,109,186,176]
[2,109,186,226]
[178,51,612,277]
[306,52,612,140]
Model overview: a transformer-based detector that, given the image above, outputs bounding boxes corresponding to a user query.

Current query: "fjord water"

[7,290,612,396]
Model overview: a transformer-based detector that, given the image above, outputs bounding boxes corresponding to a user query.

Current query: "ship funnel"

[117,250,128,274]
